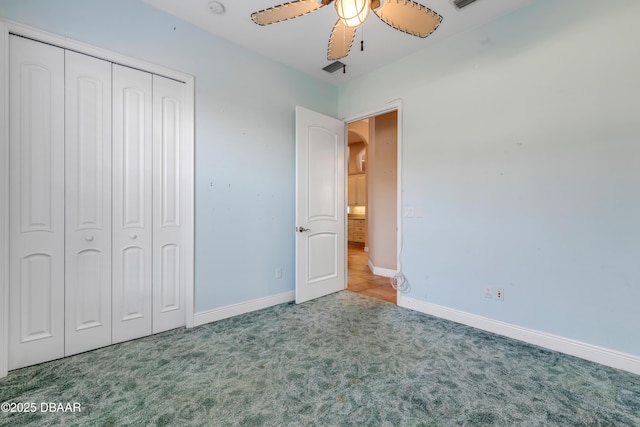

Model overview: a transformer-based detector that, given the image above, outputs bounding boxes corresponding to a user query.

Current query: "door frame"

[343,100,403,286]
[0,19,196,378]
[0,22,9,379]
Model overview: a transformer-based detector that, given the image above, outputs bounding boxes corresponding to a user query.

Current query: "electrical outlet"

[496,288,505,301]
[275,268,282,279]
[484,287,493,299]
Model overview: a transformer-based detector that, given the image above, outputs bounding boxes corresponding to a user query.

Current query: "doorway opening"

[345,108,400,304]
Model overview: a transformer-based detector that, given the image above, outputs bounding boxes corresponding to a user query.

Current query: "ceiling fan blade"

[373,0,442,38]
[252,0,329,26]
[327,19,357,60]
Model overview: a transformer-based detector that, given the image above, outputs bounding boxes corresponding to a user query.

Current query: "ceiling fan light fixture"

[335,0,370,28]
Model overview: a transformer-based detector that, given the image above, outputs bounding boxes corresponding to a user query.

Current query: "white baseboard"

[367,259,396,278]
[194,291,295,327]
[397,295,640,376]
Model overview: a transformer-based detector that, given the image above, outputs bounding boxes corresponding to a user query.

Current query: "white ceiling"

[141,0,532,85]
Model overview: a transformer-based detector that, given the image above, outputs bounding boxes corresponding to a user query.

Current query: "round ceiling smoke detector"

[209,1,225,14]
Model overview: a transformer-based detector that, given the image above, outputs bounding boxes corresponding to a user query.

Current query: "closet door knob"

[85,236,94,242]
[130,234,138,240]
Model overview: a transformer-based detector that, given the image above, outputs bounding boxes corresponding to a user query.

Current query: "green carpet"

[1,291,639,426]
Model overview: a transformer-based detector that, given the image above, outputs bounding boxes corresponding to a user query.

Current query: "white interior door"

[152,75,187,333]
[64,50,113,356]
[112,64,153,343]
[8,36,65,369]
[295,106,346,304]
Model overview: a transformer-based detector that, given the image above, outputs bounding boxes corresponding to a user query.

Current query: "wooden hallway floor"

[347,243,397,304]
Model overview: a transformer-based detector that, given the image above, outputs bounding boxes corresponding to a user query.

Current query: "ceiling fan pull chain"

[361,27,364,51]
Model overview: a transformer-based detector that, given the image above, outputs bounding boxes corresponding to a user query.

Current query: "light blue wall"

[0,0,339,312]
[339,0,640,357]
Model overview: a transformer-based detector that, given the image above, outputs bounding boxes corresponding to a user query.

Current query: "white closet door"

[152,75,187,333]
[64,51,113,356]
[112,65,153,343]
[8,36,65,369]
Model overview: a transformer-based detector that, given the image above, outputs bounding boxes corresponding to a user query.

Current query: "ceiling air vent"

[452,0,479,9]
[323,61,345,73]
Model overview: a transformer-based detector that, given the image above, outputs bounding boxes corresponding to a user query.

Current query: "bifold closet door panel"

[8,36,65,369]
[152,75,187,333]
[64,51,113,356]
[112,64,153,344]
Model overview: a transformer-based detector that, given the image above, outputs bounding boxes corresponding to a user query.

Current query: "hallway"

[347,243,397,304]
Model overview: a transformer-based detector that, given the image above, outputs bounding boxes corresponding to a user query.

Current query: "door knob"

[296,226,310,232]
[130,234,138,240]
[85,235,94,242]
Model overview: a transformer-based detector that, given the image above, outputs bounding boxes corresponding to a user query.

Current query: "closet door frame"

[0,19,196,379]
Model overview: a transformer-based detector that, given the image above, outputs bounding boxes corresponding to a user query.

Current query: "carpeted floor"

[1,291,639,426]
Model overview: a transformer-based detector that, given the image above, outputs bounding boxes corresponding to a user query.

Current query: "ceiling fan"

[251,0,443,61]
